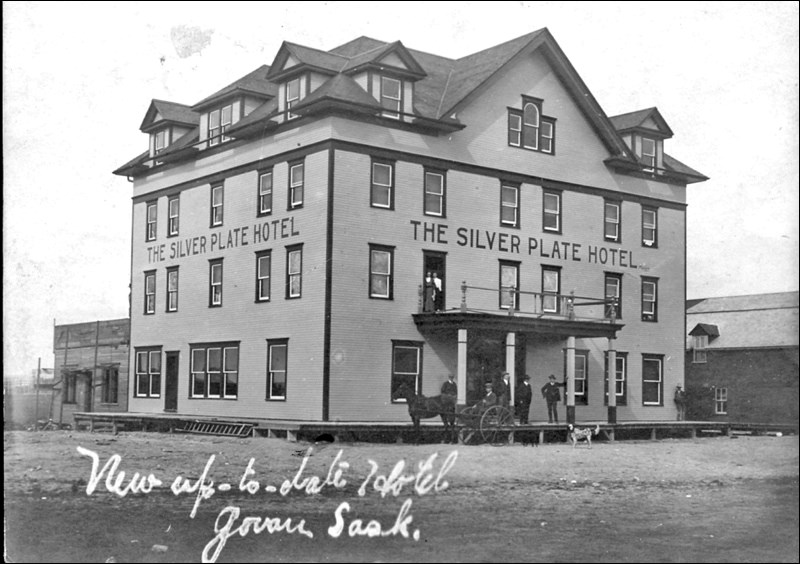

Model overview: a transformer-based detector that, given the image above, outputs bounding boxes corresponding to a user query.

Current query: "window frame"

[145,200,157,242]
[144,270,156,315]
[369,244,394,300]
[507,97,556,154]
[208,103,233,146]
[166,266,179,313]
[370,160,394,209]
[604,200,621,243]
[288,161,304,210]
[500,183,520,228]
[210,184,224,227]
[693,335,708,363]
[543,190,562,234]
[642,206,658,248]
[499,260,520,311]
[391,340,423,403]
[189,342,239,400]
[286,244,303,299]
[209,259,223,308]
[380,76,403,119]
[167,194,179,237]
[258,169,273,216]
[286,78,301,120]
[564,349,589,406]
[715,387,728,415]
[101,366,119,404]
[642,354,664,406]
[135,348,162,398]
[605,272,623,319]
[541,265,561,314]
[641,137,656,172]
[604,351,628,406]
[266,339,289,401]
[508,111,522,147]
[255,250,272,303]
[641,277,658,322]
[423,169,446,217]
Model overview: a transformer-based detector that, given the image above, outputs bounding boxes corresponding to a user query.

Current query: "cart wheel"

[480,406,515,445]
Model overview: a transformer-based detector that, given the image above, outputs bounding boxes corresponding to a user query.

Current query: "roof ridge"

[285,40,349,61]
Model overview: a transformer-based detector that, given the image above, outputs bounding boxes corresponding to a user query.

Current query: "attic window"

[692,334,708,363]
[154,130,167,155]
[286,78,301,120]
[641,137,656,172]
[208,104,232,146]
[508,96,555,155]
[380,77,402,119]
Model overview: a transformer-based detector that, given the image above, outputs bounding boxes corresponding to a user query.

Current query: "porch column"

[607,338,617,424]
[457,328,467,405]
[566,336,576,424]
[505,332,516,406]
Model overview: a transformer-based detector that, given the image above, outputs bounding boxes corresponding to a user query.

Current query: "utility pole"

[35,357,41,430]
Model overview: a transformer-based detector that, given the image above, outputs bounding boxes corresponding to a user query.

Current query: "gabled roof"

[192,65,276,111]
[139,99,198,132]
[340,41,427,78]
[689,323,720,337]
[609,107,674,138]
[686,292,799,349]
[266,42,348,80]
[329,36,389,57]
[225,98,280,138]
[292,73,382,113]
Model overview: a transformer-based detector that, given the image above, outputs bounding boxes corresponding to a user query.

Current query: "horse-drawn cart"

[457,404,516,445]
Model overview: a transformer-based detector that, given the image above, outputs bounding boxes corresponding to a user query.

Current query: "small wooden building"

[53,319,130,426]
[685,292,799,425]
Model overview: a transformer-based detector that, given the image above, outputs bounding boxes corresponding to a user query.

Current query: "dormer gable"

[341,41,427,81]
[266,42,347,81]
[609,107,673,172]
[139,99,198,160]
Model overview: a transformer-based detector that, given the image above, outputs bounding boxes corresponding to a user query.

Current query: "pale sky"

[4,1,798,376]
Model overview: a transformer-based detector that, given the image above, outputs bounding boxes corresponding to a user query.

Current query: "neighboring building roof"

[686,292,799,349]
[192,64,276,110]
[689,323,720,337]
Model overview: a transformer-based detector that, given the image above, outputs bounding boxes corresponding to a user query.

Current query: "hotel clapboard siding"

[118,30,706,423]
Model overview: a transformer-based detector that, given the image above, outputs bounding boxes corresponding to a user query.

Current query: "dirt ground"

[4,429,799,563]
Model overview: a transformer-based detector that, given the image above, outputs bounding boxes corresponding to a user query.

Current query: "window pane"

[270,345,287,371]
[192,349,205,372]
[523,103,539,126]
[258,255,270,276]
[501,186,517,206]
[287,79,300,100]
[605,203,619,221]
[224,347,238,371]
[209,110,220,129]
[371,250,390,274]
[212,187,223,205]
[544,193,559,213]
[208,373,222,396]
[149,351,161,373]
[221,105,232,124]
[225,372,238,397]
[382,77,401,98]
[208,348,222,372]
[371,275,388,296]
[137,352,148,373]
[373,163,391,186]
[291,164,304,185]
[393,347,418,374]
[271,372,286,397]
[211,264,222,284]
[501,265,517,287]
[289,251,301,274]
[543,270,559,292]
[193,372,206,396]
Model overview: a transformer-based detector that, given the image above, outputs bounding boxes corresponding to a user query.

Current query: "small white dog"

[568,424,600,448]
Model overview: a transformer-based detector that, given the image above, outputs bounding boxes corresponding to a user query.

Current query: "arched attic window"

[522,103,540,150]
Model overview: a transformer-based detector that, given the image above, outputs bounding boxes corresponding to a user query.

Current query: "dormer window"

[380,77,402,119]
[208,104,232,146]
[154,130,167,155]
[286,78,301,120]
[508,96,556,154]
[641,137,656,172]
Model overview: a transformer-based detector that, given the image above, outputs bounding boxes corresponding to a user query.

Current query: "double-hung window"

[542,266,561,313]
[641,137,656,172]
[144,271,156,315]
[211,184,224,227]
[154,130,167,155]
[605,273,622,319]
[693,335,708,363]
[267,339,288,400]
[391,341,422,402]
[605,352,627,406]
[642,355,663,406]
[258,170,273,216]
[288,161,304,210]
[380,77,402,119]
[642,207,657,247]
[190,343,239,399]
[208,104,233,146]
[286,78,301,120]
[369,244,394,299]
[715,388,728,414]
[565,350,589,406]
[286,244,303,299]
[604,200,621,242]
[209,259,223,307]
[500,184,519,228]
[146,201,157,241]
[423,170,445,217]
[371,161,393,209]
[641,277,658,322]
[256,250,272,302]
[166,267,179,312]
[167,195,179,237]
[135,348,161,398]
[543,190,561,233]
[499,260,520,310]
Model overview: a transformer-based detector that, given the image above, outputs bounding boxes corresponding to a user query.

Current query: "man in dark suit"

[516,374,533,424]
[494,372,511,407]
[541,374,566,423]
[441,374,457,402]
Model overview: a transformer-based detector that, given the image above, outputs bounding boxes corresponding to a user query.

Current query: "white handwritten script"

[76,446,458,563]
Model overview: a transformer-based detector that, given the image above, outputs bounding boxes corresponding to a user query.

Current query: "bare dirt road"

[4,430,798,563]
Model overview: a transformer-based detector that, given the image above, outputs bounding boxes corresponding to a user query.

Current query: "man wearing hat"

[674,385,687,421]
[494,371,511,408]
[541,374,566,423]
[516,374,533,424]
[478,381,498,411]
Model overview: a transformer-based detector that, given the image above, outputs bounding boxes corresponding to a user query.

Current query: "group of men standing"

[440,371,567,424]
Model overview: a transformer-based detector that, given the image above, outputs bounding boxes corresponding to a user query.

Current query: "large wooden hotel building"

[114,29,707,424]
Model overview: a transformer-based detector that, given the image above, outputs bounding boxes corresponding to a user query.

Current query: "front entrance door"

[423,251,447,312]
[164,352,179,412]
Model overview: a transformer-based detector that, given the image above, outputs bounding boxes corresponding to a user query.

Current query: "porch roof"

[412,311,624,339]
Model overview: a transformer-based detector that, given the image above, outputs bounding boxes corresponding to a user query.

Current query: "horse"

[392,383,457,444]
